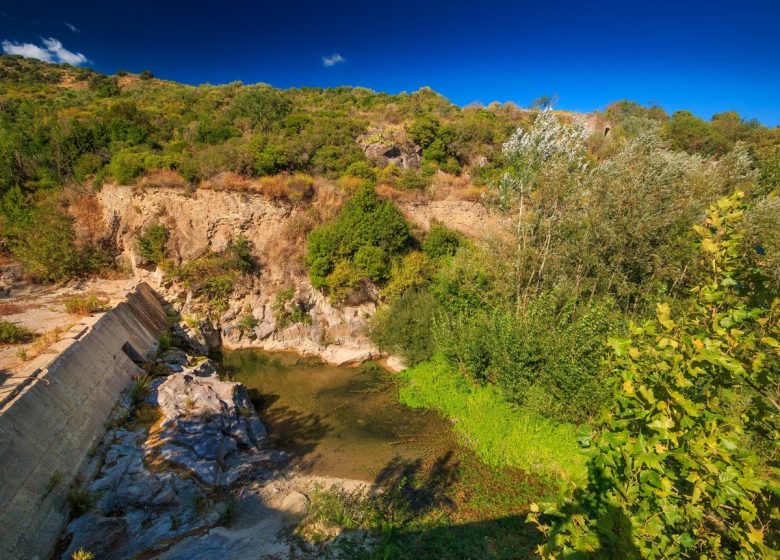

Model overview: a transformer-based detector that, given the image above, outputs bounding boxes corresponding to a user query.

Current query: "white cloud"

[1,39,53,62]
[64,22,80,34]
[322,53,345,67]
[1,37,88,65]
[41,37,88,65]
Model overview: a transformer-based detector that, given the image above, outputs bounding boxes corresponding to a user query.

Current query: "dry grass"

[375,184,429,203]
[200,172,315,203]
[261,180,346,282]
[430,172,486,202]
[63,293,110,315]
[137,169,189,190]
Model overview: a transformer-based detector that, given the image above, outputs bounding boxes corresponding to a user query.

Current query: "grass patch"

[398,358,587,482]
[296,449,550,559]
[64,294,109,315]
[66,482,95,518]
[0,320,33,344]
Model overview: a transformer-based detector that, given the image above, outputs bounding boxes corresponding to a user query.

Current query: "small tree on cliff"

[531,191,779,559]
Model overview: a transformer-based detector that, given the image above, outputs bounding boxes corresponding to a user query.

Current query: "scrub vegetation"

[1,55,778,557]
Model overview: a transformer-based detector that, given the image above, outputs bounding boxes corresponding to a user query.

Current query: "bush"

[136,223,168,265]
[535,193,779,558]
[66,483,95,518]
[383,251,434,300]
[170,237,255,315]
[307,187,411,294]
[272,288,312,328]
[370,289,441,365]
[422,221,464,259]
[64,294,109,315]
[6,203,83,282]
[0,320,33,344]
[433,292,616,423]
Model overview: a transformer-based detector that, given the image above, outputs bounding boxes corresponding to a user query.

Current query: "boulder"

[153,367,267,485]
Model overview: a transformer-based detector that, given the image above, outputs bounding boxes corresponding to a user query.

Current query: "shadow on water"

[218,349,452,480]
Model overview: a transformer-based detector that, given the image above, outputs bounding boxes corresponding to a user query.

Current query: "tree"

[306,186,411,292]
[496,109,588,309]
[532,192,779,559]
[665,110,730,156]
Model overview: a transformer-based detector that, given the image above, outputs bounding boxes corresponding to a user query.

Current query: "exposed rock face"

[362,141,422,170]
[97,184,498,366]
[98,185,381,365]
[359,126,422,170]
[60,355,270,560]
[152,370,268,486]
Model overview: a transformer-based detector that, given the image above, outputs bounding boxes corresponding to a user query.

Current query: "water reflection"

[217,350,451,480]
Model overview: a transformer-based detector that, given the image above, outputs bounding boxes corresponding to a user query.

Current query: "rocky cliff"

[98,184,495,366]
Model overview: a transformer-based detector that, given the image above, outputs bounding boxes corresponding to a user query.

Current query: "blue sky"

[1,0,779,125]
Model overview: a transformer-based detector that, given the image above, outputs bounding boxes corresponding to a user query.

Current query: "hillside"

[0,55,779,558]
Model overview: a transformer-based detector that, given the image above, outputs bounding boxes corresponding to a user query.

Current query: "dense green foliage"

[533,193,779,558]
[0,320,33,344]
[370,290,441,365]
[434,294,616,423]
[399,359,586,480]
[307,186,411,298]
[136,223,168,265]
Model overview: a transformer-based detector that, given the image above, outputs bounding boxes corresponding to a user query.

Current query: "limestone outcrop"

[60,355,271,559]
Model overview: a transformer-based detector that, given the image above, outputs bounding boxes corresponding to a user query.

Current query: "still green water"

[218,350,452,481]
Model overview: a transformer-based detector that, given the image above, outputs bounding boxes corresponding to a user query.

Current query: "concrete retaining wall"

[0,283,168,559]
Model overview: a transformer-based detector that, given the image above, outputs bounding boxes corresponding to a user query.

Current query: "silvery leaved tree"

[497,109,588,310]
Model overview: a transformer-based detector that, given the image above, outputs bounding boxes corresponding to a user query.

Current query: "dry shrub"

[375,184,429,203]
[137,169,189,190]
[201,172,315,203]
[0,302,25,315]
[430,172,486,202]
[68,193,108,249]
[200,171,252,191]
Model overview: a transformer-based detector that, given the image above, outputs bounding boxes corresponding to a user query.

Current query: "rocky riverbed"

[58,347,369,560]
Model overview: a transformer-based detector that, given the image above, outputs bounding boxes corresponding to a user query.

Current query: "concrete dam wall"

[0,283,168,559]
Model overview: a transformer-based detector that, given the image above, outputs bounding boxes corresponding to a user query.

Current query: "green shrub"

[422,221,464,259]
[396,170,430,191]
[535,192,779,559]
[383,251,434,300]
[433,292,616,423]
[66,483,95,518]
[272,289,312,328]
[370,289,441,365]
[137,223,168,265]
[307,186,411,294]
[3,200,83,282]
[0,320,33,344]
[64,294,109,315]
[238,314,258,334]
[324,260,364,305]
[171,238,254,316]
